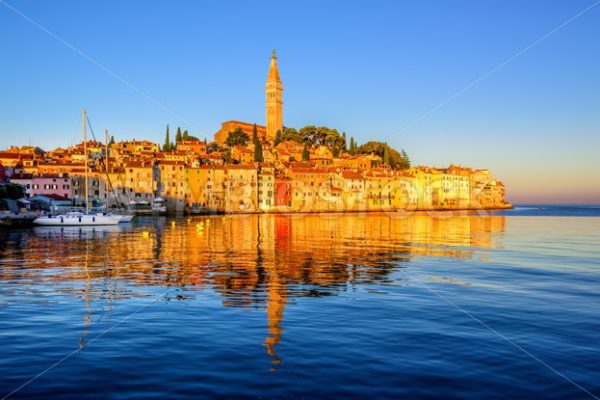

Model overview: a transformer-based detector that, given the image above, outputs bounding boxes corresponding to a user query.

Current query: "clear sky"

[1,0,599,204]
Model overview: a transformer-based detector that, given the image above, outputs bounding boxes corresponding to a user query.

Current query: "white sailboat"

[101,128,135,223]
[34,110,120,226]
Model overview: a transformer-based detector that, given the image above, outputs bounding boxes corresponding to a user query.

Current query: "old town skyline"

[1,50,510,215]
[2,1,600,204]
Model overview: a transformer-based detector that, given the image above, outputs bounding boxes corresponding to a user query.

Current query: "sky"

[1,0,599,204]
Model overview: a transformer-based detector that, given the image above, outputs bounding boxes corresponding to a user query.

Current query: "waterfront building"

[274,176,292,209]
[225,165,258,212]
[258,166,275,211]
[184,165,226,213]
[71,173,109,205]
[10,173,71,199]
[122,161,156,202]
[159,160,186,213]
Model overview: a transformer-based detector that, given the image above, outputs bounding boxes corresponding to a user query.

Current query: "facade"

[225,165,258,212]
[214,121,267,145]
[11,174,71,199]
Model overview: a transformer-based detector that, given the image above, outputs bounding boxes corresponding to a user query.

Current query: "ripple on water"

[1,214,599,399]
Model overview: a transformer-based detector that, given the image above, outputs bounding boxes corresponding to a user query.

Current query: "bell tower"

[266,49,283,142]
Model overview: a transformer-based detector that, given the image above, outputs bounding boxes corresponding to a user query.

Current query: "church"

[213,50,283,144]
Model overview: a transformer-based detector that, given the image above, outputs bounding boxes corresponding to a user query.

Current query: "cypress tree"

[252,124,258,144]
[302,143,310,161]
[254,139,263,162]
[342,132,347,151]
[349,137,356,155]
[183,130,189,141]
[163,125,171,152]
[274,130,282,146]
[176,127,183,143]
[401,149,410,169]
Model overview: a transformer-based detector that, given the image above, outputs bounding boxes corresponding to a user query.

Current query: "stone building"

[266,50,283,141]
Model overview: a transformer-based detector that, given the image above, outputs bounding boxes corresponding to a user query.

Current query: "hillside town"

[0,51,509,214]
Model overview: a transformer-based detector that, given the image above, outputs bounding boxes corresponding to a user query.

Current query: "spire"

[267,49,281,82]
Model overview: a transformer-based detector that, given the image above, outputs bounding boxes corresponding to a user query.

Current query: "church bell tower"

[266,50,283,142]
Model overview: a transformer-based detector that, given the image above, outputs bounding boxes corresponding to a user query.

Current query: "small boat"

[34,211,120,226]
[32,110,120,227]
[113,213,135,223]
[129,198,167,215]
[0,211,38,227]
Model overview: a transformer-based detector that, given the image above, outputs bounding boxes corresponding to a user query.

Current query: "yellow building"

[226,165,258,212]
[159,160,186,212]
[184,165,226,213]
[258,166,275,211]
[288,167,330,212]
[430,169,470,209]
[122,161,155,202]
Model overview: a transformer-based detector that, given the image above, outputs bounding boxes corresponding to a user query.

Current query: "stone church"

[213,50,283,144]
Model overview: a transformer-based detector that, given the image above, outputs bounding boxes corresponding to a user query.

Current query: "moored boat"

[34,211,120,226]
[32,110,121,227]
[0,211,38,227]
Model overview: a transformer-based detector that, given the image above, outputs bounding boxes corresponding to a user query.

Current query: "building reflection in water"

[0,213,505,369]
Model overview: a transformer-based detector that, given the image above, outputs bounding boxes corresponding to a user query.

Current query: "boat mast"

[83,109,89,214]
[105,128,109,172]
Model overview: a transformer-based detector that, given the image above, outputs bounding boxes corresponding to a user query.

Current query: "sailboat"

[34,110,120,226]
[100,128,135,223]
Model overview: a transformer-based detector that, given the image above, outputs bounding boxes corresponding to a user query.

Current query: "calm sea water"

[1,205,599,399]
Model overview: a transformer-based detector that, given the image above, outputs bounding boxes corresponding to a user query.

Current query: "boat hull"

[0,213,38,227]
[116,214,135,222]
[34,214,120,226]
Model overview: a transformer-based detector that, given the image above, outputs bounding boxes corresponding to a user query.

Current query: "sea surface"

[1,205,599,399]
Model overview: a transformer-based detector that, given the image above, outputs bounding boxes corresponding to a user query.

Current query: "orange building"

[213,121,267,145]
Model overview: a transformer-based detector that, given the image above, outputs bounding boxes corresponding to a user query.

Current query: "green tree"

[252,124,258,144]
[332,146,340,157]
[302,142,310,161]
[176,127,183,143]
[221,148,234,164]
[225,127,250,147]
[207,142,220,153]
[274,130,282,146]
[0,183,25,200]
[342,132,347,151]
[254,139,264,162]
[399,149,411,170]
[358,141,409,169]
[163,125,171,152]
[349,137,356,155]
[383,142,391,165]
[108,135,115,146]
[280,127,302,143]
[183,130,189,141]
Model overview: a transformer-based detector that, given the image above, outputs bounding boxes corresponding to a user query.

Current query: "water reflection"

[0,213,505,369]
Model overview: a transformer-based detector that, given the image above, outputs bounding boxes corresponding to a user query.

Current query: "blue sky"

[1,0,599,203]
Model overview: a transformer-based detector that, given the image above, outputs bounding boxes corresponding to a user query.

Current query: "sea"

[1,205,599,399]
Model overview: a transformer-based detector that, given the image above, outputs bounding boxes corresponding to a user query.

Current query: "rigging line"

[382,0,600,143]
[85,115,124,209]
[0,0,199,130]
